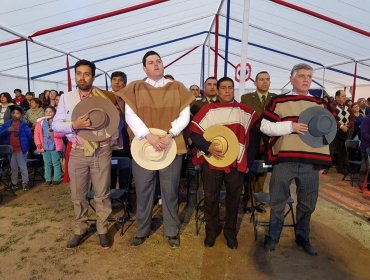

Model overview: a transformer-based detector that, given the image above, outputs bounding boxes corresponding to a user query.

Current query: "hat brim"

[298,106,337,148]
[71,96,119,142]
[203,125,239,168]
[131,128,177,170]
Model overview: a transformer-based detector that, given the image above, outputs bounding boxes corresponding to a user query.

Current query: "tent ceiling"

[0,0,369,92]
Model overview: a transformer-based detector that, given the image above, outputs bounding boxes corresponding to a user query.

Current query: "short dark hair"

[335,90,343,97]
[367,97,370,103]
[111,71,127,85]
[142,51,161,67]
[14,89,22,94]
[255,71,269,81]
[205,76,217,84]
[44,105,56,114]
[10,105,24,115]
[32,98,43,108]
[1,92,13,103]
[75,59,96,76]
[49,89,58,95]
[217,77,234,89]
[25,91,35,97]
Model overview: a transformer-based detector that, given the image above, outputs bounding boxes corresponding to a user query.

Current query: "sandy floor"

[0,170,369,280]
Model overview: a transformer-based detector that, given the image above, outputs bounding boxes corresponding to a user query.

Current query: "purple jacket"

[360,115,370,153]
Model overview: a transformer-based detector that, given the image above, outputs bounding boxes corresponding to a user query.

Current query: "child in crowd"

[0,105,32,190]
[34,106,65,185]
[25,98,44,129]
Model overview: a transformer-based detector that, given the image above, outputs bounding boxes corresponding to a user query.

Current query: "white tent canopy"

[0,0,369,99]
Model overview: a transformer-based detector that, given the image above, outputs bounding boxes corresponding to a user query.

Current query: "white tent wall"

[0,74,65,98]
[0,0,370,95]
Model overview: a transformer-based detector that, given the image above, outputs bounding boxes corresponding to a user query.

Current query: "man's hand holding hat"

[208,142,224,160]
[72,114,93,130]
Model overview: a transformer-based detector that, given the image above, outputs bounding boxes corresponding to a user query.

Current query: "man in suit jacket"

[241,71,276,117]
[190,77,218,116]
[240,71,276,213]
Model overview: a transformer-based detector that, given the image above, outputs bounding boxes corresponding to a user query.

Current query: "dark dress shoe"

[296,235,318,256]
[256,205,266,213]
[225,237,238,249]
[66,233,87,249]
[264,235,277,252]
[204,236,216,247]
[130,236,148,247]
[167,236,180,248]
[99,234,111,249]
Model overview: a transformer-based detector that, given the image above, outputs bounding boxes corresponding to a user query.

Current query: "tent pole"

[105,74,109,91]
[237,0,251,102]
[25,40,30,92]
[352,62,357,102]
[66,55,72,92]
[214,14,219,78]
[201,44,205,90]
[223,0,231,76]
[207,35,211,78]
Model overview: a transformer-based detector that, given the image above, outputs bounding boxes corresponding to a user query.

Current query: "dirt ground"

[0,170,370,280]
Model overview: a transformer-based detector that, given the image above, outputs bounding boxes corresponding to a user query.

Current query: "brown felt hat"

[71,96,119,142]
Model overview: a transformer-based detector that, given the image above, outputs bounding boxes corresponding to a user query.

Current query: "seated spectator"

[190,84,202,100]
[13,89,25,105]
[20,92,35,111]
[0,92,13,127]
[47,90,58,107]
[24,98,44,129]
[351,102,364,140]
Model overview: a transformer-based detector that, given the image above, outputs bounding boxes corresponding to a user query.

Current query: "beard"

[77,80,93,91]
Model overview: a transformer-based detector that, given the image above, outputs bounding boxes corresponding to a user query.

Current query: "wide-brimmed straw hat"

[298,106,337,148]
[131,128,177,170]
[71,96,119,142]
[203,125,239,168]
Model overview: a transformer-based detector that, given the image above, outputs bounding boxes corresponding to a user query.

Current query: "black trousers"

[202,164,244,240]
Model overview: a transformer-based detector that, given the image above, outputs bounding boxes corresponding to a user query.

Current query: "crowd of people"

[0,51,369,256]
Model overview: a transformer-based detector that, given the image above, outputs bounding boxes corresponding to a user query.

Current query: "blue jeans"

[10,152,28,185]
[42,150,61,182]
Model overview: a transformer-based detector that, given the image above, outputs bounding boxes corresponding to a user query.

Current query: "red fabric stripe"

[271,0,370,38]
[0,1,167,47]
[0,38,24,47]
[164,46,200,69]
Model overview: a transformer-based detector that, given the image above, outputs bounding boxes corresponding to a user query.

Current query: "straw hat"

[71,96,119,142]
[203,125,239,168]
[298,106,337,148]
[131,128,177,170]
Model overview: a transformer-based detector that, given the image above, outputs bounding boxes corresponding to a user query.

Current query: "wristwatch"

[167,132,175,138]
